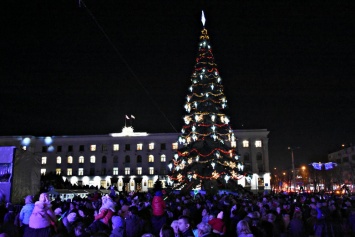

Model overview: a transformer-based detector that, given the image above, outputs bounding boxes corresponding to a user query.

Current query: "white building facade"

[0,127,270,193]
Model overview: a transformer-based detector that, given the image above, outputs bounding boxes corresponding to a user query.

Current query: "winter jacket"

[152,195,166,216]
[125,214,145,237]
[208,218,226,235]
[181,228,195,237]
[288,218,307,237]
[29,201,56,229]
[20,203,35,225]
[95,208,114,225]
[110,227,125,237]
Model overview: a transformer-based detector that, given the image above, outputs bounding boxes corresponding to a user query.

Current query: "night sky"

[1,0,354,169]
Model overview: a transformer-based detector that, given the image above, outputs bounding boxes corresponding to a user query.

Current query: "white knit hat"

[217,211,223,219]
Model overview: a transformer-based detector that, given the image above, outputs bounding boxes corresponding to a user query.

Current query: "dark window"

[336,158,341,164]
[160,166,167,175]
[352,155,355,161]
[245,164,252,171]
[256,153,262,161]
[244,153,250,161]
[161,143,166,150]
[102,145,107,152]
[125,155,130,163]
[57,146,62,152]
[113,156,118,163]
[137,155,142,163]
[258,164,264,172]
[102,156,107,163]
[79,145,84,152]
[90,168,95,175]
[68,145,73,152]
[101,168,106,175]
[42,146,47,152]
[343,157,349,162]
[125,144,130,151]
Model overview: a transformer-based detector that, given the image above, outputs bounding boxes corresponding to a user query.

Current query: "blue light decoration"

[311,163,323,170]
[44,136,53,145]
[324,162,337,170]
[21,137,31,146]
[310,162,337,170]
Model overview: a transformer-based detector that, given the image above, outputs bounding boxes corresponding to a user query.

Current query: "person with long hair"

[236,220,254,237]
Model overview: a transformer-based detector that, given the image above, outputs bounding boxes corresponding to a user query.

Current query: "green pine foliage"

[168,27,245,193]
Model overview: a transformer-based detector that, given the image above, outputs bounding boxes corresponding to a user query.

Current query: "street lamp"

[288,147,297,192]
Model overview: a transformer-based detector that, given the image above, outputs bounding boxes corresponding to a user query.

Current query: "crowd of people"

[1,188,355,237]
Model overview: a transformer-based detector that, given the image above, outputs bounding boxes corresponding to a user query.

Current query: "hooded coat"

[28,193,56,229]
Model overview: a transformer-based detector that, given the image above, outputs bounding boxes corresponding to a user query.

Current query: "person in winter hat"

[125,205,146,237]
[19,195,35,234]
[110,215,125,237]
[152,191,166,216]
[86,194,115,234]
[25,192,57,237]
[150,190,167,236]
[63,212,79,235]
[208,211,226,235]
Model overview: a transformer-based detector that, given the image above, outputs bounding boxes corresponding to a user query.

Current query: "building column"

[251,173,259,193]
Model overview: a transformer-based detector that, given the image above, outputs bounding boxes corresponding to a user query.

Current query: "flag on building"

[125,115,130,119]
[131,115,135,119]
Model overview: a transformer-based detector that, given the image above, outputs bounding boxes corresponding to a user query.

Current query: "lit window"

[172,142,178,150]
[79,156,84,163]
[41,157,47,164]
[78,168,84,176]
[149,143,154,150]
[90,145,96,151]
[148,155,154,162]
[137,143,143,151]
[255,140,262,148]
[149,167,154,175]
[113,144,119,151]
[40,168,46,175]
[137,167,142,175]
[148,180,153,188]
[161,154,166,162]
[231,141,236,148]
[67,156,73,164]
[113,167,118,175]
[56,168,61,175]
[67,168,72,176]
[242,140,249,148]
[56,156,62,164]
[125,168,130,175]
[90,156,96,163]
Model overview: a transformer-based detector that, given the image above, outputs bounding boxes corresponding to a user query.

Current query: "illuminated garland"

[178,148,233,157]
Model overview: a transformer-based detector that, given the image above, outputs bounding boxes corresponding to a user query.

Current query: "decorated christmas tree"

[168,12,245,192]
